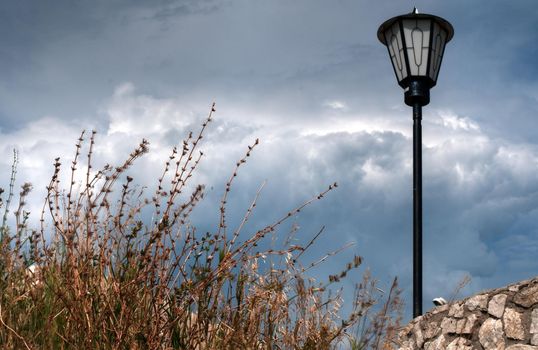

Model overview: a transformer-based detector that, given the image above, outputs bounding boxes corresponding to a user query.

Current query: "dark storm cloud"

[151,0,228,20]
[0,0,398,128]
[2,0,537,132]
[0,0,228,128]
[427,0,538,143]
[201,122,538,311]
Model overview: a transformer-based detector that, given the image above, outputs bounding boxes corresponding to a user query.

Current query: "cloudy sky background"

[1,0,538,321]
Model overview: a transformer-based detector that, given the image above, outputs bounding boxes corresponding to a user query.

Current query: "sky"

[1,0,538,322]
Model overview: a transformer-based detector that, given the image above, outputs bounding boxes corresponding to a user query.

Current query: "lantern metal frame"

[377,8,454,106]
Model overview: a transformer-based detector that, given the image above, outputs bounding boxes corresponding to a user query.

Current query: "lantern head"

[377,8,454,106]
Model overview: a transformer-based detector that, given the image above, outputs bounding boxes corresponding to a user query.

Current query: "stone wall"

[397,276,538,349]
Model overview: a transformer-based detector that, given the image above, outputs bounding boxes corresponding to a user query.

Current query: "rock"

[509,284,522,292]
[532,334,538,346]
[440,317,457,333]
[424,334,446,350]
[531,308,538,334]
[398,339,416,350]
[395,278,538,350]
[430,304,449,315]
[488,293,507,318]
[513,282,538,308]
[413,323,424,348]
[504,308,525,340]
[447,337,472,350]
[455,313,477,334]
[465,294,488,311]
[423,321,440,340]
[448,302,465,318]
[479,318,505,350]
[398,323,414,341]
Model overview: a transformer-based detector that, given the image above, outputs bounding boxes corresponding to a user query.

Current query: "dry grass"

[0,104,402,349]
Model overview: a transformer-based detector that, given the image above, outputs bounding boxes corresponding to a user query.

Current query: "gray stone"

[430,304,449,315]
[423,321,440,339]
[513,282,538,308]
[413,323,424,348]
[531,308,538,334]
[504,307,525,340]
[395,278,538,350]
[465,294,488,311]
[455,313,477,334]
[488,293,507,318]
[441,317,457,333]
[398,339,416,350]
[479,318,505,350]
[398,323,413,341]
[532,334,538,346]
[447,337,472,350]
[424,335,446,350]
[509,284,522,292]
[448,302,465,318]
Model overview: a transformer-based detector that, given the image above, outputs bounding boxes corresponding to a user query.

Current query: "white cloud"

[323,100,348,111]
[435,111,480,132]
[1,84,538,322]
[107,82,193,138]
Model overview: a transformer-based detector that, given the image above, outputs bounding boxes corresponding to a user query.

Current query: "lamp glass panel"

[428,22,448,82]
[403,19,431,76]
[384,22,407,82]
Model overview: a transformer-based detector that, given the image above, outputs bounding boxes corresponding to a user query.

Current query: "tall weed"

[0,104,402,349]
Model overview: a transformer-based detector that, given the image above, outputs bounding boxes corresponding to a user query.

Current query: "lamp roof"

[377,9,454,45]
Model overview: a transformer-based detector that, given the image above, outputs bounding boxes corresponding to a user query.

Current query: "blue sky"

[1,0,538,321]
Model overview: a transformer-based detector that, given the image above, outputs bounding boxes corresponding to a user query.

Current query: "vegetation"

[0,104,402,349]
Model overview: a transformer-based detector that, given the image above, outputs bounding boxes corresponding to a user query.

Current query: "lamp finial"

[412,7,419,15]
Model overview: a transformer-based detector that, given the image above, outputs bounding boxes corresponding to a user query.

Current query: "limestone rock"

[440,317,457,333]
[532,334,538,346]
[488,293,507,318]
[479,318,505,350]
[504,308,525,340]
[397,277,538,350]
[447,337,472,350]
[509,283,522,292]
[413,323,424,348]
[423,321,440,340]
[424,334,446,350]
[465,294,488,311]
[398,339,416,350]
[448,302,465,318]
[455,313,477,334]
[513,282,538,308]
[398,323,413,341]
[531,308,538,334]
[430,304,449,315]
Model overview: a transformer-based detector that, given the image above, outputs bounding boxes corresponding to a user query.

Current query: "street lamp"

[377,8,454,317]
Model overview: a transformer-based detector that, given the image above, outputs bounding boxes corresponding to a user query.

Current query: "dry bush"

[0,104,402,349]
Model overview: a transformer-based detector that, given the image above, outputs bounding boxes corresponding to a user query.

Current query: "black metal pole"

[412,102,423,318]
